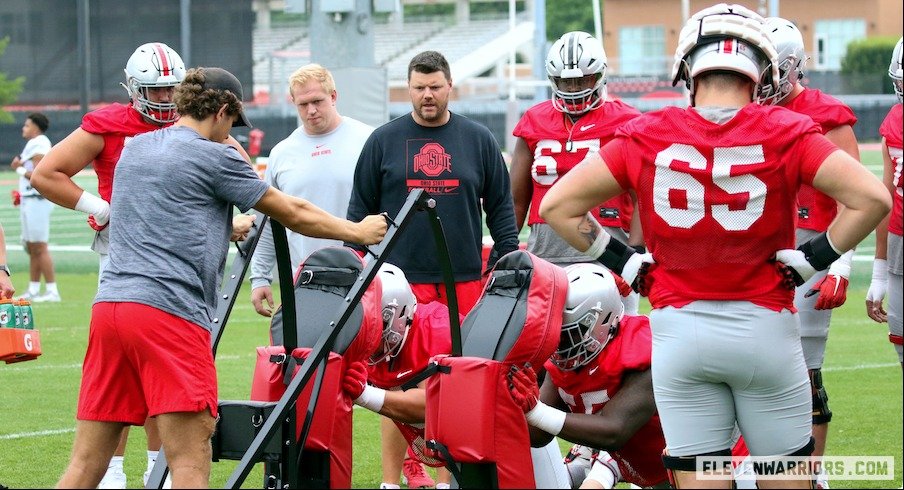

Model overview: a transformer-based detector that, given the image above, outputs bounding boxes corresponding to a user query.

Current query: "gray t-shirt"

[95,126,269,330]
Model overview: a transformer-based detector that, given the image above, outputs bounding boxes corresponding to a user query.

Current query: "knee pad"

[809,369,832,425]
[751,437,815,478]
[662,448,732,488]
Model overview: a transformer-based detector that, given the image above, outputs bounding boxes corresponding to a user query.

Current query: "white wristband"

[827,250,855,278]
[587,452,621,488]
[525,401,567,436]
[583,225,612,260]
[15,166,27,176]
[354,384,386,413]
[871,259,888,283]
[74,191,111,225]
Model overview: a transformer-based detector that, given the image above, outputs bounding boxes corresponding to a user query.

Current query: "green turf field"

[0,150,900,488]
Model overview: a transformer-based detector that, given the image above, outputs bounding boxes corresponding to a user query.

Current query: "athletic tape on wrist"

[798,232,842,272]
[355,384,386,413]
[525,401,567,435]
[15,166,27,176]
[74,191,110,217]
[583,227,611,260]
[871,259,888,282]
[828,250,854,278]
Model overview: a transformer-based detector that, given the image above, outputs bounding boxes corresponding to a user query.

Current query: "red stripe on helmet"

[723,38,734,54]
[153,43,172,76]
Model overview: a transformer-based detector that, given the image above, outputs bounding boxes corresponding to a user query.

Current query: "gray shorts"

[889,270,903,363]
[650,301,811,457]
[19,196,53,243]
[793,229,835,369]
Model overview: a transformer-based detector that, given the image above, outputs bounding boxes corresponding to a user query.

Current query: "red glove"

[634,261,656,297]
[342,361,368,400]
[87,215,108,232]
[11,190,21,207]
[506,364,539,413]
[807,274,849,310]
[775,261,800,291]
[611,272,633,298]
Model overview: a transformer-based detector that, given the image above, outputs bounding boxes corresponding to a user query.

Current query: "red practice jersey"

[880,104,903,236]
[545,315,668,488]
[601,104,837,311]
[513,100,641,230]
[784,88,858,232]
[367,301,453,390]
[80,103,170,202]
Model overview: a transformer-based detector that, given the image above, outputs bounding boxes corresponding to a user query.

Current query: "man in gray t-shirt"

[56,67,387,490]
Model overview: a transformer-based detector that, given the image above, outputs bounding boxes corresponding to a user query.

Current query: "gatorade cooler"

[1,299,42,363]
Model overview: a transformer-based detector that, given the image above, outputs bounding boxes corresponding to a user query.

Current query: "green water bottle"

[0,299,15,328]
[16,299,34,330]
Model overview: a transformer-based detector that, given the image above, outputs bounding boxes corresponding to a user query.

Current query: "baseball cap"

[200,67,252,127]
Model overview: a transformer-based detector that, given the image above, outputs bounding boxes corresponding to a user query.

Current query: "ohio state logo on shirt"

[407,141,459,194]
[413,142,451,177]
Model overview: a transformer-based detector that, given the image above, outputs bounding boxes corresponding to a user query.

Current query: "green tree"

[841,37,898,95]
[0,37,25,124]
[546,0,597,42]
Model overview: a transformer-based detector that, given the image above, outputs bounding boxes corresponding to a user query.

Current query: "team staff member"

[250,63,374,317]
[540,5,890,488]
[345,50,520,488]
[54,67,387,489]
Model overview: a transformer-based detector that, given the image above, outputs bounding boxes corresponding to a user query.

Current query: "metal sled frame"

[145,189,461,489]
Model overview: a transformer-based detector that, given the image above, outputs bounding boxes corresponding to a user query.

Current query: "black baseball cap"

[200,67,252,127]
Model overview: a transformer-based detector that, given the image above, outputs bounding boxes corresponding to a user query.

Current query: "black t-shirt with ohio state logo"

[347,112,520,283]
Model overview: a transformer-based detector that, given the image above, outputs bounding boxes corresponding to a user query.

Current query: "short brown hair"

[408,51,451,81]
[174,68,244,122]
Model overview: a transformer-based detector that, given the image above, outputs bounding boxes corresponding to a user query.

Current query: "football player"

[539,4,891,488]
[761,17,862,489]
[510,31,644,315]
[867,37,903,365]
[506,263,668,489]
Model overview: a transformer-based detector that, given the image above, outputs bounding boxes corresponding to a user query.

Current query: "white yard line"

[0,428,76,440]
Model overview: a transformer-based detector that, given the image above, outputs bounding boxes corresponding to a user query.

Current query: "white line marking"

[0,428,75,440]
[823,362,899,372]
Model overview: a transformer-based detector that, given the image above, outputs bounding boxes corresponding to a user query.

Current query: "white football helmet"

[369,263,417,365]
[672,3,779,105]
[546,31,608,115]
[890,37,903,103]
[761,17,807,105]
[551,263,624,371]
[121,42,185,124]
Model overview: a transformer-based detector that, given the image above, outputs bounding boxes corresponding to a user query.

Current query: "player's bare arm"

[558,370,656,450]
[539,152,624,254]
[866,138,895,322]
[524,372,570,447]
[30,129,105,209]
[253,187,386,245]
[510,137,534,230]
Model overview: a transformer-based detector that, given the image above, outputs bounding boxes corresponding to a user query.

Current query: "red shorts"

[78,302,218,425]
[411,280,484,316]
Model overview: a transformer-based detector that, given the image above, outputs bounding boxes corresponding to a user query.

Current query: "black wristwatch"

[0,265,10,277]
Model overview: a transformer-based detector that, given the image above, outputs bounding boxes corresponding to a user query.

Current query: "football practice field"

[0,149,901,488]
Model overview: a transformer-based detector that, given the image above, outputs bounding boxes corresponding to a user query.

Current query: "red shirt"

[367,301,453,389]
[80,103,170,202]
[513,100,640,230]
[545,316,668,488]
[880,104,903,236]
[601,104,837,311]
[784,88,858,232]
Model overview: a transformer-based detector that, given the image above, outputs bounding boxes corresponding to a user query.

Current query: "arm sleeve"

[250,165,278,289]
[482,135,520,260]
